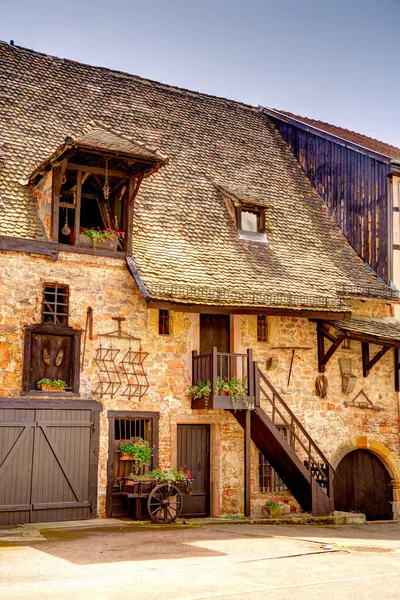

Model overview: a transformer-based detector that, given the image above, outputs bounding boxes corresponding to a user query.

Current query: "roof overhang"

[260,106,392,163]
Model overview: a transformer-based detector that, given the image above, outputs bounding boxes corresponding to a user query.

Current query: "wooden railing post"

[192,350,198,385]
[247,348,254,398]
[211,346,218,408]
[253,361,260,407]
[244,408,251,517]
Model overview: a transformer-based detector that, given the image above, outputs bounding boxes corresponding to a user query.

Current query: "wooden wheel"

[147,483,183,523]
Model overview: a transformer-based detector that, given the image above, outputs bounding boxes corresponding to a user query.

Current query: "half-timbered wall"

[272,118,391,282]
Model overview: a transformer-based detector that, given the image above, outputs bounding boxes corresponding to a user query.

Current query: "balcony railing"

[191,347,260,410]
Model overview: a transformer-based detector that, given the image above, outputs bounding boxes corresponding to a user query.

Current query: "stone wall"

[0,248,399,517]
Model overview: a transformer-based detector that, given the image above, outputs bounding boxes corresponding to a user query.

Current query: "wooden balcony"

[191,347,260,410]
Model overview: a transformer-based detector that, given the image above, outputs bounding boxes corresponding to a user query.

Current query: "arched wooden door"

[334,450,392,520]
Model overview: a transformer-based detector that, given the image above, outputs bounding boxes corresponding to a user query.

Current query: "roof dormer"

[28,122,168,255]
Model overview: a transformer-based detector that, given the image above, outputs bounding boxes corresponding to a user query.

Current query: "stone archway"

[332,437,400,520]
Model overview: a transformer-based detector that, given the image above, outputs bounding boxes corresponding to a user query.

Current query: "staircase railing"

[258,369,335,497]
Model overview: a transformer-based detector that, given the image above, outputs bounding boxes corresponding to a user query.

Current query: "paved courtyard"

[0,521,399,599]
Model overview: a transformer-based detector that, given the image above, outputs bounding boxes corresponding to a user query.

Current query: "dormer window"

[28,124,168,254]
[237,205,267,243]
[214,183,269,244]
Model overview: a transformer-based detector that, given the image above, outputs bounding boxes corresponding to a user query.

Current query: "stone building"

[1,41,400,525]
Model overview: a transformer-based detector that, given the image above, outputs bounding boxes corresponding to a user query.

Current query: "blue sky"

[1,0,399,146]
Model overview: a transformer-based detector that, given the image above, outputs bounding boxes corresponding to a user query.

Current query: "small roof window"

[241,211,258,233]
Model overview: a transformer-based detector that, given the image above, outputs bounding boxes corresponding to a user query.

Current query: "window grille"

[259,426,293,492]
[114,417,152,442]
[257,315,268,342]
[159,309,170,335]
[42,283,69,325]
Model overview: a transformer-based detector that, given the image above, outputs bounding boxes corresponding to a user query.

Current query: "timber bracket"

[361,342,390,378]
[316,320,345,373]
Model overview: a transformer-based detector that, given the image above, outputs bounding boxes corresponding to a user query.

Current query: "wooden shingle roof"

[0,42,393,309]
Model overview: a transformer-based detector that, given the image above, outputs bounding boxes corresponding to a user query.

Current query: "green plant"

[36,378,67,390]
[215,375,248,411]
[188,380,212,408]
[132,465,192,484]
[119,439,153,474]
[81,228,124,245]
[264,499,281,511]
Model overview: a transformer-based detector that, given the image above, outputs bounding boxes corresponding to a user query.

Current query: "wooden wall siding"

[273,119,391,282]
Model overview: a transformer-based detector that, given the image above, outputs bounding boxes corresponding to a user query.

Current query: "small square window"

[241,211,258,232]
[42,283,69,326]
[257,315,268,342]
[159,310,170,335]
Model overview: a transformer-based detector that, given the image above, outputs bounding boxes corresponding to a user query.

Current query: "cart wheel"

[147,483,183,523]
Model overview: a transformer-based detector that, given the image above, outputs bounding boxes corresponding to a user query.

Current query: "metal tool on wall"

[271,346,312,387]
[94,316,148,400]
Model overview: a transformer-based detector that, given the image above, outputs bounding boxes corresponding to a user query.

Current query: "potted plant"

[119,439,153,473]
[36,378,67,392]
[80,227,124,251]
[188,379,212,408]
[262,498,291,517]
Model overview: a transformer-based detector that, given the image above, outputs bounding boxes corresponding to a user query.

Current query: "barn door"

[30,409,93,522]
[334,450,392,520]
[0,405,99,525]
[0,408,35,525]
[178,425,210,518]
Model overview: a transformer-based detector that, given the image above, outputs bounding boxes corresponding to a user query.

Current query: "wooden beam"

[51,165,62,241]
[244,408,251,517]
[74,170,82,247]
[147,301,350,320]
[317,320,344,372]
[362,342,370,377]
[126,257,150,299]
[67,163,132,178]
[363,344,391,376]
[395,348,400,392]
[0,236,58,260]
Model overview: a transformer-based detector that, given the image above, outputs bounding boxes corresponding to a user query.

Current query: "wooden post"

[192,350,198,386]
[316,321,325,373]
[244,408,251,517]
[253,361,260,407]
[247,348,254,397]
[362,342,370,377]
[395,348,400,392]
[74,170,82,246]
[211,346,218,410]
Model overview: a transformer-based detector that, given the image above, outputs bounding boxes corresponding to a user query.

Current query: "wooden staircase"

[191,347,335,515]
[234,369,335,515]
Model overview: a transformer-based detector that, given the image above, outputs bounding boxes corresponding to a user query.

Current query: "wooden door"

[334,450,392,520]
[30,333,72,388]
[0,404,99,525]
[178,425,210,518]
[200,315,230,354]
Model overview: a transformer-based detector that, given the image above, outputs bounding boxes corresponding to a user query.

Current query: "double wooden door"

[0,404,99,525]
[334,449,392,520]
[178,425,210,518]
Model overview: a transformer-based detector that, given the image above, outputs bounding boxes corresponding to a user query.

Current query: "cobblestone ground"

[0,522,399,599]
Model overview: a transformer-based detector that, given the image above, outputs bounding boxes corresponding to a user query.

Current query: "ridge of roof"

[0,40,259,113]
[267,106,400,161]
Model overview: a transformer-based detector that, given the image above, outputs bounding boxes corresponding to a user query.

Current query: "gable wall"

[272,118,391,283]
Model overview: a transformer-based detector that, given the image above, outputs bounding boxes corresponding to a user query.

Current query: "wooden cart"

[118,477,193,523]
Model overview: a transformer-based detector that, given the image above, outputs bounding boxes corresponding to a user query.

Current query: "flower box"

[119,452,132,461]
[78,234,119,251]
[39,384,66,392]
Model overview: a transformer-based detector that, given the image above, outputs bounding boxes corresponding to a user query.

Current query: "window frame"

[42,282,70,326]
[158,309,171,335]
[235,205,266,234]
[52,163,135,255]
[257,315,268,342]
[22,324,82,394]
